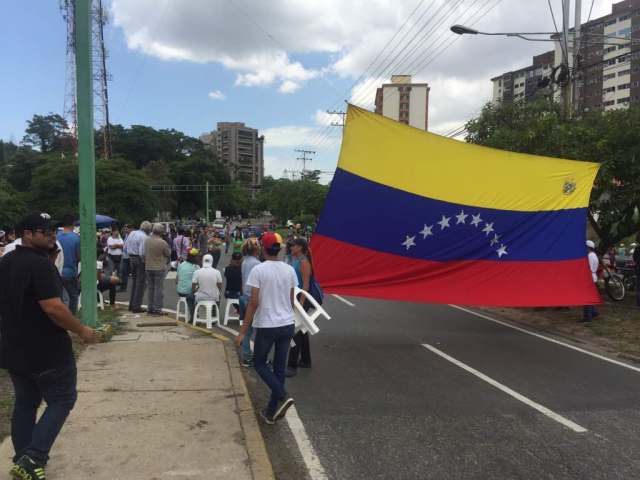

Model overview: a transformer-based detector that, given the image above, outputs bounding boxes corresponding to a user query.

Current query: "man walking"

[235,232,297,424]
[125,221,152,313]
[0,212,96,480]
[57,214,81,314]
[145,223,171,315]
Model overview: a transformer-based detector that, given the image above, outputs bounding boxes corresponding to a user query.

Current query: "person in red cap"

[235,232,298,424]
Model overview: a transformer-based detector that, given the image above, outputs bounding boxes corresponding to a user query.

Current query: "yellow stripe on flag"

[338,105,600,212]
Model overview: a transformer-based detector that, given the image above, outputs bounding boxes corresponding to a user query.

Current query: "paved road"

[117,256,640,479]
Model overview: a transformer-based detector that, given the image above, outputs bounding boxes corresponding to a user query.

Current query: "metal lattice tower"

[61,0,78,146]
[60,0,112,159]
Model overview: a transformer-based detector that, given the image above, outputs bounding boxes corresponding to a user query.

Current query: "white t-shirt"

[192,267,223,302]
[588,251,599,283]
[107,236,124,256]
[246,260,298,328]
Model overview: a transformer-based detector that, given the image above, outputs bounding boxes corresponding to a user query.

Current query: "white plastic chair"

[78,289,105,311]
[193,301,220,329]
[223,298,241,326]
[176,297,189,323]
[293,287,330,335]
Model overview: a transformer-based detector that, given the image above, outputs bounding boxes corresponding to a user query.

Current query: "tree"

[465,99,640,251]
[6,147,44,192]
[0,178,26,229]
[22,114,72,153]
[255,177,329,222]
[29,156,158,224]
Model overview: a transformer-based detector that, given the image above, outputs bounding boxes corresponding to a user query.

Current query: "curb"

[222,340,275,480]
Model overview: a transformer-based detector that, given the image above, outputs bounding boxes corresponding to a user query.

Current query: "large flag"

[311,105,601,307]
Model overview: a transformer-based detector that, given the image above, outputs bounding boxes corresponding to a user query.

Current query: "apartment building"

[491,51,554,104]
[200,122,264,189]
[374,75,430,130]
[491,0,640,112]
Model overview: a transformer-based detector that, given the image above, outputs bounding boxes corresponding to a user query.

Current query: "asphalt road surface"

[116,253,640,480]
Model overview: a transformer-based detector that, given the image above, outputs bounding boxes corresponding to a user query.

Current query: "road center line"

[448,304,640,375]
[213,325,327,479]
[422,343,588,434]
[332,294,355,307]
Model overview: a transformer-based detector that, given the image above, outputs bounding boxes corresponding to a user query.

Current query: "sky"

[0,0,616,180]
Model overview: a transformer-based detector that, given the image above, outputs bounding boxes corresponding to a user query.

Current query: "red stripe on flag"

[311,234,601,307]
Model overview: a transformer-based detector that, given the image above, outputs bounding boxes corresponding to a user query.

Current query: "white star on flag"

[490,234,500,246]
[402,235,416,250]
[470,214,482,227]
[455,210,468,224]
[438,215,451,230]
[482,222,494,236]
[497,244,508,258]
[420,224,433,239]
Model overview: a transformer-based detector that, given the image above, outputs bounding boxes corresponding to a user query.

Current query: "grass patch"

[0,369,14,442]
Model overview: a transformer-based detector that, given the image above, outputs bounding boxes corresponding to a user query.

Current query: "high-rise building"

[490,0,640,112]
[374,75,430,130]
[200,122,264,188]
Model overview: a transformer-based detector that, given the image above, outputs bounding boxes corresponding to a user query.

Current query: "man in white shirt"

[192,254,222,303]
[106,227,124,274]
[235,232,297,424]
[581,240,600,323]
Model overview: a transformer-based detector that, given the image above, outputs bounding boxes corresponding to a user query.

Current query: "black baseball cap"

[20,212,55,232]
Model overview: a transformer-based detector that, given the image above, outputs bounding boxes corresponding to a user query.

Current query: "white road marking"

[422,343,588,434]
[332,294,355,307]
[220,324,326,479]
[286,405,329,480]
[448,305,640,375]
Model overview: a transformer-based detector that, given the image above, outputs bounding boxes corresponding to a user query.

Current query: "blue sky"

[0,0,615,179]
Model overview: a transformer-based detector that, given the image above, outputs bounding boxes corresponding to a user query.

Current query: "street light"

[450,24,556,42]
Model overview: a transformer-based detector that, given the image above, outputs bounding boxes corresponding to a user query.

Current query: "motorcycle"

[598,262,626,301]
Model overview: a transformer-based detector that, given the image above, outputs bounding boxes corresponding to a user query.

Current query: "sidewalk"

[0,311,273,480]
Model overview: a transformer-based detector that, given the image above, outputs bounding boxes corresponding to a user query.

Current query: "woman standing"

[286,237,313,377]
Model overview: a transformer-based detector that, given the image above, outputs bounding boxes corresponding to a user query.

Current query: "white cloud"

[207,90,225,100]
[278,80,301,94]
[313,110,335,126]
[262,126,320,148]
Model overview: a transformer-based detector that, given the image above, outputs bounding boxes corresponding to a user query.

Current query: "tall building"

[491,51,554,105]
[490,0,640,112]
[200,122,264,188]
[375,75,430,130]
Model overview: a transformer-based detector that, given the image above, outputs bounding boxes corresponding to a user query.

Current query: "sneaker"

[273,397,295,421]
[259,409,276,425]
[241,357,253,368]
[286,367,298,377]
[10,455,46,480]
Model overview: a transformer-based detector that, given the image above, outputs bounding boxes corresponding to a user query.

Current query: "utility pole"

[205,181,210,224]
[561,0,571,117]
[327,110,346,128]
[76,0,97,327]
[572,0,582,116]
[294,149,316,174]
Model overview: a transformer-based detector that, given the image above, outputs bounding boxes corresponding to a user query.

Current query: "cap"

[586,240,595,249]
[20,212,54,232]
[203,254,213,266]
[262,232,283,251]
[188,248,199,256]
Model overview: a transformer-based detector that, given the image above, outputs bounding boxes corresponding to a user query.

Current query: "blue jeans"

[253,324,295,416]
[119,257,130,290]
[9,362,78,466]
[61,277,79,315]
[583,304,599,321]
[239,295,253,361]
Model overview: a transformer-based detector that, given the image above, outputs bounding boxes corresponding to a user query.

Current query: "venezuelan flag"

[311,105,601,306]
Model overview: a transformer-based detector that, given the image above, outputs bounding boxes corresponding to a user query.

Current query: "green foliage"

[465,99,640,250]
[0,178,27,229]
[22,114,72,153]
[256,176,329,222]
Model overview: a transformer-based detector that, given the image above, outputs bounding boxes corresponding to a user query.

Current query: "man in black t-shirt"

[0,212,97,480]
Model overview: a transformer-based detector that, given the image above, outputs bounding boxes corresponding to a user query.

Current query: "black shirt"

[0,246,73,374]
[224,265,242,294]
